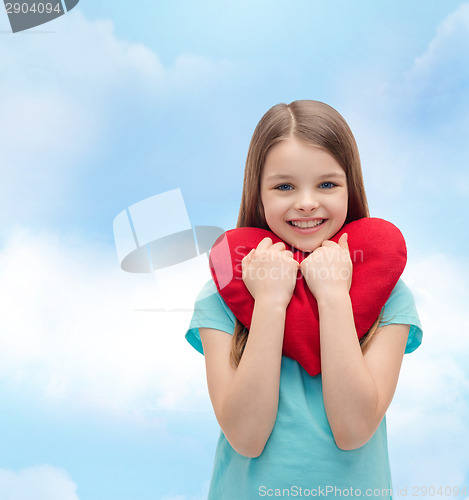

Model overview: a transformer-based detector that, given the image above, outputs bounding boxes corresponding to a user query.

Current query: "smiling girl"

[185,100,422,499]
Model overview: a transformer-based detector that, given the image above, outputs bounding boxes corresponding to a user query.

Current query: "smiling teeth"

[290,219,324,228]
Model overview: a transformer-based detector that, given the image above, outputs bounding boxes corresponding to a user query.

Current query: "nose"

[294,191,319,212]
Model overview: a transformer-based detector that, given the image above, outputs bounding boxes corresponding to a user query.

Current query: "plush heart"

[209,217,407,376]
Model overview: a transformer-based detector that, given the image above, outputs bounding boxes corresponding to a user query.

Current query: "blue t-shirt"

[186,279,423,500]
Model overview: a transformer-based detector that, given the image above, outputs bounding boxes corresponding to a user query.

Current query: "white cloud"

[0,9,236,100]
[0,227,213,418]
[388,251,469,487]
[1,229,468,492]
[0,465,79,500]
[339,2,469,204]
[410,3,469,96]
[2,222,468,494]
[161,480,210,500]
[0,9,238,222]
[398,2,469,151]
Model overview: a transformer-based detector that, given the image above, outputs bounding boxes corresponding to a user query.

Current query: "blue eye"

[275,184,293,191]
[319,182,336,189]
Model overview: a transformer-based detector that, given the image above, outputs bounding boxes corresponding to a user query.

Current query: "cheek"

[261,193,276,216]
[265,204,285,225]
[259,191,269,215]
[335,192,348,214]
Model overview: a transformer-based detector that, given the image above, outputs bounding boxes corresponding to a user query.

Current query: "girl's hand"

[299,233,352,301]
[242,237,300,307]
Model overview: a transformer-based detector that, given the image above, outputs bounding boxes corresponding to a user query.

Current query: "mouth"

[287,218,326,229]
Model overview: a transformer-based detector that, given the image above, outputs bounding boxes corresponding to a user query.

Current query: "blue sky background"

[0,1,468,499]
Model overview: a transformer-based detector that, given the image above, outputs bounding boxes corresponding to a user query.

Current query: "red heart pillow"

[209,217,407,376]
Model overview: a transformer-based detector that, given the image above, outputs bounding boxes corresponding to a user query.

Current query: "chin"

[290,240,320,254]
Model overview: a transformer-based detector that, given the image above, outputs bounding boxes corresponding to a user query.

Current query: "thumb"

[338,232,349,249]
[242,248,255,262]
[246,248,255,258]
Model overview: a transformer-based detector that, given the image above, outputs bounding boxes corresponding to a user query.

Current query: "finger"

[242,248,255,262]
[300,253,316,267]
[270,241,286,251]
[338,233,349,249]
[256,237,272,250]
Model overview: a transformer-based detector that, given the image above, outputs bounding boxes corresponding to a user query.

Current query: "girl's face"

[260,137,348,253]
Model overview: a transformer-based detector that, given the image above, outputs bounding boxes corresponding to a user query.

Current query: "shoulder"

[185,279,236,355]
[382,279,423,354]
[387,279,413,303]
[194,280,236,322]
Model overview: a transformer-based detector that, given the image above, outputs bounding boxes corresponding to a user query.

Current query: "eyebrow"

[265,172,346,182]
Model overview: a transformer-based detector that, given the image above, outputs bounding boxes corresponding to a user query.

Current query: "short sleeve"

[185,279,236,355]
[380,279,423,354]
[185,278,423,356]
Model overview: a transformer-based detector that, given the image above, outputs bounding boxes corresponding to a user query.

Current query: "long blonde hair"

[231,100,382,368]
